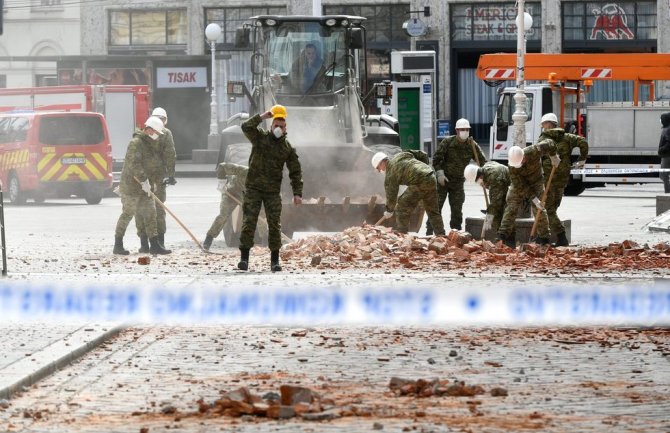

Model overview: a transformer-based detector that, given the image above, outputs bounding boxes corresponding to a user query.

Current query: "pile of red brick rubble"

[280,225,670,273]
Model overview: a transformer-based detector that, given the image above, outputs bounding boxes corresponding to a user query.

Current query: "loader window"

[38,116,105,145]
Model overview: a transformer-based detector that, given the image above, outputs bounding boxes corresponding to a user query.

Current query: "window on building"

[451,2,541,42]
[35,74,58,86]
[0,75,6,89]
[32,0,63,11]
[109,9,187,51]
[562,1,656,41]
[204,6,287,50]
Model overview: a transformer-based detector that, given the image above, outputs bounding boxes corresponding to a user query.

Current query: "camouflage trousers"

[498,185,549,239]
[239,188,283,251]
[426,180,465,231]
[396,174,445,236]
[545,184,566,235]
[135,182,166,237]
[115,193,157,239]
[206,191,270,243]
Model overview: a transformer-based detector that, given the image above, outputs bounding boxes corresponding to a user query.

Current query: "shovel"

[530,164,556,241]
[134,177,224,255]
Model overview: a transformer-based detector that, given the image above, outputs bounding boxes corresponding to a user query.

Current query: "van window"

[0,117,29,143]
[39,116,105,145]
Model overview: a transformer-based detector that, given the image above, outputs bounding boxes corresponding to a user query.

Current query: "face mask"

[458,131,469,140]
[273,127,283,139]
[149,133,159,140]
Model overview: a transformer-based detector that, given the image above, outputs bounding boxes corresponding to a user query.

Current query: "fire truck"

[0,85,151,185]
[477,53,670,195]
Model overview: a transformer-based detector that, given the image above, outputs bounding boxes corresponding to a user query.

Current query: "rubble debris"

[279,225,670,273]
[137,256,150,265]
[388,377,487,398]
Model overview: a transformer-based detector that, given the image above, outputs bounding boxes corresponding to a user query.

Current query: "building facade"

[1,0,669,158]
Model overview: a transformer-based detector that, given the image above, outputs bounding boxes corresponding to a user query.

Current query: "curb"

[0,324,125,400]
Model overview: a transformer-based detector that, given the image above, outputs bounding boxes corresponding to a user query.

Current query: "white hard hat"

[508,146,524,168]
[152,107,168,118]
[144,116,165,135]
[464,164,480,183]
[371,152,388,170]
[541,113,558,125]
[455,118,471,129]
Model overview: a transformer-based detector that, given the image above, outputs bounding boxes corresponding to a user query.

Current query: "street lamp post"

[205,23,222,138]
[512,2,533,148]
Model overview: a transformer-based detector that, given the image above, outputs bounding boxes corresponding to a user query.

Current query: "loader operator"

[372,151,446,236]
[538,113,589,247]
[497,139,559,249]
[291,43,324,93]
[238,105,303,272]
[202,162,289,250]
[427,118,487,234]
[113,116,171,256]
[464,161,510,235]
[134,107,177,253]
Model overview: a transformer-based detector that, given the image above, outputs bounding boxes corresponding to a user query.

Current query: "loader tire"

[224,143,251,166]
[367,144,402,159]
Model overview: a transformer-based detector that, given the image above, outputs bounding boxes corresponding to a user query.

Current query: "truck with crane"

[477,53,670,195]
[219,15,420,244]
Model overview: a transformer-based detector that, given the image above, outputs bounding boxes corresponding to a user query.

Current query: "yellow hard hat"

[271,105,287,119]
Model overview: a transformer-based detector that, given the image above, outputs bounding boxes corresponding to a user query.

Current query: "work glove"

[483,214,494,231]
[217,179,227,192]
[383,211,394,219]
[436,170,447,186]
[140,179,151,196]
[572,160,586,169]
[532,197,545,211]
[550,154,561,167]
[162,176,177,186]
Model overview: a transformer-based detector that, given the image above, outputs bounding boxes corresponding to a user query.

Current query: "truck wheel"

[564,179,586,196]
[8,174,27,205]
[33,192,46,204]
[85,186,104,205]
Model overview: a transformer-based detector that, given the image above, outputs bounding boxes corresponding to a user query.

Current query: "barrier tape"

[1,283,669,326]
[571,168,670,175]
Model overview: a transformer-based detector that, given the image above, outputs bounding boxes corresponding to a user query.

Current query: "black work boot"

[555,231,569,247]
[498,234,516,249]
[149,236,171,255]
[271,250,282,272]
[113,237,129,255]
[203,235,213,251]
[138,235,149,253]
[425,222,433,236]
[158,233,165,247]
[238,248,249,271]
[534,236,550,246]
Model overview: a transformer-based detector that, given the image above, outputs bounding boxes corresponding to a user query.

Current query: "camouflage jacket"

[481,161,510,214]
[509,138,556,196]
[432,135,486,181]
[384,152,435,211]
[159,127,177,178]
[241,114,303,196]
[540,128,588,188]
[217,162,248,198]
[119,130,160,196]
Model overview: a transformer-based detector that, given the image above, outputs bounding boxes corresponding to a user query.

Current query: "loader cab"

[246,15,366,106]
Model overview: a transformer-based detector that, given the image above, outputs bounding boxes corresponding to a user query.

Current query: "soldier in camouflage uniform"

[429,118,486,233]
[538,113,589,246]
[238,105,303,272]
[113,116,171,255]
[497,138,559,248]
[372,151,445,236]
[202,162,284,250]
[134,107,177,253]
[464,161,510,234]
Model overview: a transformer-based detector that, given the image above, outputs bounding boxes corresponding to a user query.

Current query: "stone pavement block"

[0,323,123,399]
[657,195,670,215]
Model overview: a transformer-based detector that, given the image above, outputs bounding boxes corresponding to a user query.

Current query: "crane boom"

[477,53,670,83]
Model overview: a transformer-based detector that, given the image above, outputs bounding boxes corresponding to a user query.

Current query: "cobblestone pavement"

[1,326,669,432]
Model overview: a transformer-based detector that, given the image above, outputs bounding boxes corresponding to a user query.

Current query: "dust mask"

[149,133,159,140]
[273,127,283,139]
[458,131,469,140]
